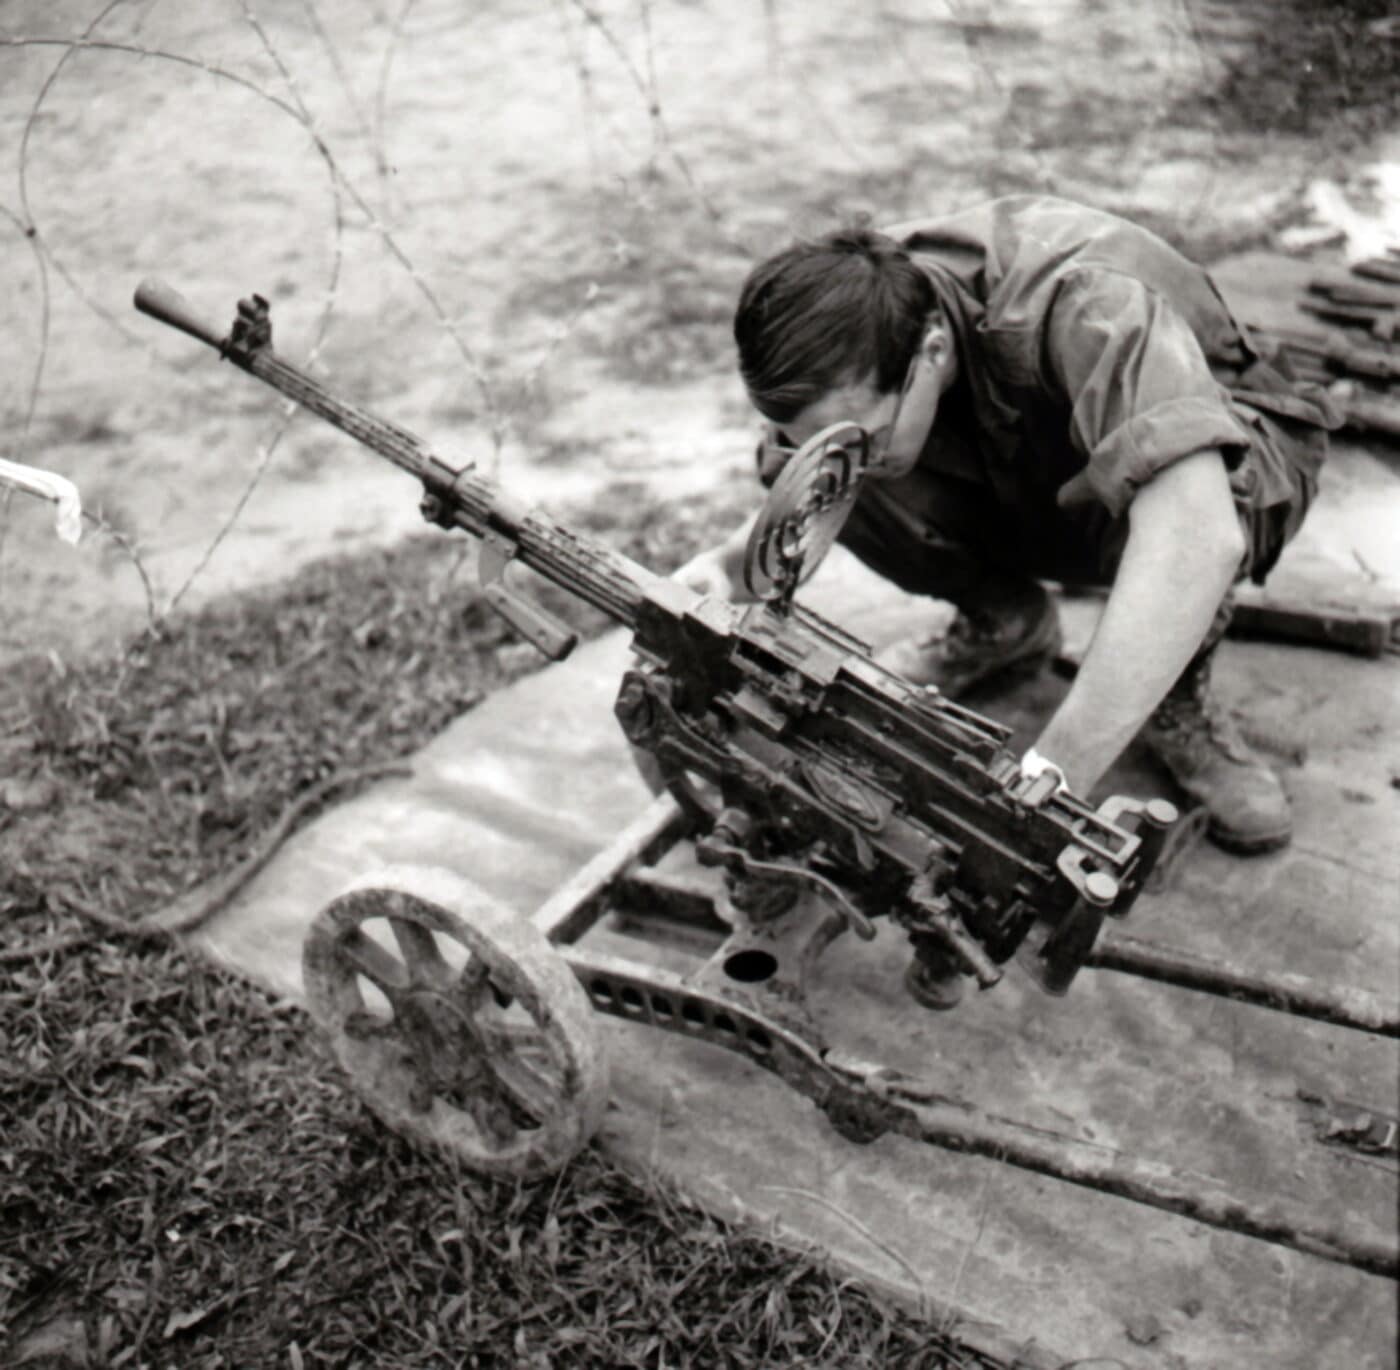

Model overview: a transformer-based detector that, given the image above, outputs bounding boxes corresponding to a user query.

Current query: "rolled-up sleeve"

[1044,267,1252,518]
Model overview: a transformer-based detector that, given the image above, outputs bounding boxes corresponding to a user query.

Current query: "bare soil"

[2,0,1395,666]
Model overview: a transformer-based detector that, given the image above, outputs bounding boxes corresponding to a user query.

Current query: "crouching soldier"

[682,195,1339,854]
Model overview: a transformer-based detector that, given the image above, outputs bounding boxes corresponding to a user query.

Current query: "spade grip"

[134,278,226,352]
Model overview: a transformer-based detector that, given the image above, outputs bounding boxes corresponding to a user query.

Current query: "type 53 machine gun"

[136,279,1176,1001]
[134,282,1399,1280]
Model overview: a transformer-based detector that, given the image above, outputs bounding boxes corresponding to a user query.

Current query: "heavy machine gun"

[134,280,1176,1006]
[134,282,1397,1281]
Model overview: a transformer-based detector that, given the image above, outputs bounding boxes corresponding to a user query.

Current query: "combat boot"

[876,578,1062,700]
[1138,650,1291,854]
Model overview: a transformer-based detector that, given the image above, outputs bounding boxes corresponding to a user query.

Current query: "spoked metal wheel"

[302,864,607,1179]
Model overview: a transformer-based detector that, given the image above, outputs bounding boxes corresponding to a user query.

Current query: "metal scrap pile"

[1256,250,1400,440]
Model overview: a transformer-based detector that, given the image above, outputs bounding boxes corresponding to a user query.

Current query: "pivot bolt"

[1084,871,1119,906]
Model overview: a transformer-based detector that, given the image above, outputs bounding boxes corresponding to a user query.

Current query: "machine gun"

[135,279,1177,1007]
[132,282,1400,1283]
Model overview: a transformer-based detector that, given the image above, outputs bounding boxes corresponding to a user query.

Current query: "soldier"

[681,195,1339,854]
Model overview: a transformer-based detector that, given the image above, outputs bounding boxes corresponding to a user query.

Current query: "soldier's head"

[733,227,955,480]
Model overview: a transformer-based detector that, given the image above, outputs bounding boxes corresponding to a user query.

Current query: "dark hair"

[733,227,935,423]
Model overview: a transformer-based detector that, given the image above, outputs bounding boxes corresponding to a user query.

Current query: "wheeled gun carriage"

[135,282,1399,1281]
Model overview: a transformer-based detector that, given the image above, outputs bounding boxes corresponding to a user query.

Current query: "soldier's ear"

[917,309,954,374]
[875,311,950,479]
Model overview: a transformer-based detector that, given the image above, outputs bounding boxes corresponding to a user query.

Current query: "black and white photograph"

[1,2,1396,1366]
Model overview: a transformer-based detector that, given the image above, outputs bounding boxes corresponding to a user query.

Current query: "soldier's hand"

[673,545,754,601]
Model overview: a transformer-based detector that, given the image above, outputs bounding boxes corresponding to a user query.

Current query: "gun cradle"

[617,576,1178,998]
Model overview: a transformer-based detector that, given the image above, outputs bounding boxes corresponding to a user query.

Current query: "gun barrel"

[134,279,659,628]
[135,278,229,351]
[450,487,654,628]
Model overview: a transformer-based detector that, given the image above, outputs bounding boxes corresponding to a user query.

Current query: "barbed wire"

[12,3,126,463]
[551,0,604,188]
[3,26,348,628]
[371,0,418,193]
[242,0,511,461]
[159,0,355,619]
[11,7,270,378]
[2,193,157,625]
[0,0,655,655]
[0,0,1302,670]
[0,196,53,601]
[562,0,748,253]
[10,3,252,427]
[2,6,501,622]
[300,0,380,169]
[0,2,665,652]
[0,199,50,457]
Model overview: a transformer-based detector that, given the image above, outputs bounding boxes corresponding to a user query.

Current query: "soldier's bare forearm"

[1034,450,1244,793]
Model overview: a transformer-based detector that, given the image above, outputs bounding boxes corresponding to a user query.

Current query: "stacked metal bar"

[1253,250,1400,440]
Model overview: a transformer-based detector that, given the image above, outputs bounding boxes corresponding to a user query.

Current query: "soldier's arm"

[672,511,759,600]
[1031,448,1244,795]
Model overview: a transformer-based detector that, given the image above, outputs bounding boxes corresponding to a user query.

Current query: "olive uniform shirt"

[830,196,1340,604]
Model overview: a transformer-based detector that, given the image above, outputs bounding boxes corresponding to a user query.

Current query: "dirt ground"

[2,0,1397,667]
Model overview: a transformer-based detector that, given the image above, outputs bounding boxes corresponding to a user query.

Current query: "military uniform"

[824,196,1340,606]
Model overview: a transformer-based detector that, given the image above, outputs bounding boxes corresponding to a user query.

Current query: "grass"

[0,479,744,940]
[0,483,1006,1369]
[1,943,1002,1369]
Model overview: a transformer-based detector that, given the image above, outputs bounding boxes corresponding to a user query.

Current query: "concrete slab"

[187,436,1399,1370]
